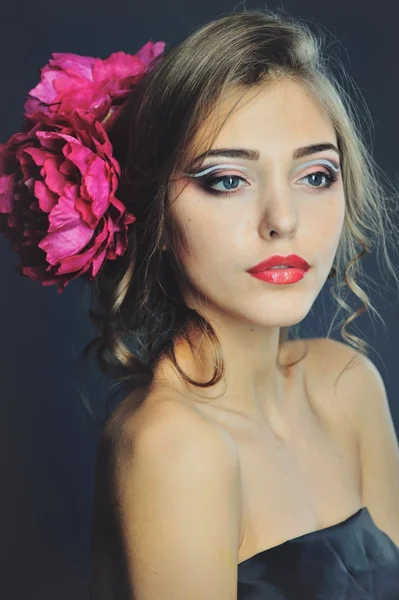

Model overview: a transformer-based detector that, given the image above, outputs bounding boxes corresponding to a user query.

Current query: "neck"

[152,317,298,423]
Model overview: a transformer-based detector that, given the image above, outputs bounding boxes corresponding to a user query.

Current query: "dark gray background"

[1,1,398,598]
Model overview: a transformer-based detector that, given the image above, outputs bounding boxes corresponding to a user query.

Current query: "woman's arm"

[108,400,242,600]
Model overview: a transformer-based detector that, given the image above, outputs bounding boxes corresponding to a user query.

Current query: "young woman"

[2,6,398,600]
[84,8,399,599]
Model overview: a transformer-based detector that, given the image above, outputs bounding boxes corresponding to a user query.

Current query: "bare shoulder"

[302,336,397,448]
[98,394,242,599]
[305,337,362,377]
[301,336,367,427]
[304,341,399,545]
[304,336,375,395]
[102,390,241,465]
[98,392,243,513]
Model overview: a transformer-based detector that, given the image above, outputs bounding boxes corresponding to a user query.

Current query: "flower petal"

[39,187,94,263]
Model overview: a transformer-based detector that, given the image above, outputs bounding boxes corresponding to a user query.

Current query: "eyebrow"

[191,143,340,165]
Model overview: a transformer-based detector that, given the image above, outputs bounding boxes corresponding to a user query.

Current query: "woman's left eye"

[298,170,338,190]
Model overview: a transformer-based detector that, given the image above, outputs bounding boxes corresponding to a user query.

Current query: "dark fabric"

[237,507,399,599]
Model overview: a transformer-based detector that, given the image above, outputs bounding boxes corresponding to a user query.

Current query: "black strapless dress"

[237,507,399,599]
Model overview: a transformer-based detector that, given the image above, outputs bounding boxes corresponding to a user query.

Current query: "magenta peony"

[0,109,136,294]
[24,41,166,124]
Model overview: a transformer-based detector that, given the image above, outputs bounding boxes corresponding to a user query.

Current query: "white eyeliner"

[186,164,249,178]
[292,159,341,173]
[186,158,340,178]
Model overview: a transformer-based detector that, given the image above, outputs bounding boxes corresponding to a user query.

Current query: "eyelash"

[195,169,339,197]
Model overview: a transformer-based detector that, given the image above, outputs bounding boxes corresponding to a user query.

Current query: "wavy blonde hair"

[80,7,399,421]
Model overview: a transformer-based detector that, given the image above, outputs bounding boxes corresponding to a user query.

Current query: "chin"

[242,302,314,328]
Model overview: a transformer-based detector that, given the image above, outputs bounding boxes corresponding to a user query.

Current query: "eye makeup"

[184,157,341,198]
[291,158,340,174]
[186,164,250,178]
[185,158,341,179]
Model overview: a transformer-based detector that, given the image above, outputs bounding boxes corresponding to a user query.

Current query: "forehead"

[193,78,336,157]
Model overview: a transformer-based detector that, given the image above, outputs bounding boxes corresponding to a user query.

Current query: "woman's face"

[169,78,346,329]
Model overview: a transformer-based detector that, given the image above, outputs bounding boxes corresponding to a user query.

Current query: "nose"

[258,183,298,240]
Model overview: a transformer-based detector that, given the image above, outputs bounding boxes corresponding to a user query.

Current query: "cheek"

[185,222,235,264]
[312,194,345,245]
[175,210,241,281]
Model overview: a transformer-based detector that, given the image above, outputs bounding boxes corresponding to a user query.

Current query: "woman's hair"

[80,7,399,421]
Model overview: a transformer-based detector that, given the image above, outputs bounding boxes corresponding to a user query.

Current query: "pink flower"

[24,41,166,124]
[0,109,136,294]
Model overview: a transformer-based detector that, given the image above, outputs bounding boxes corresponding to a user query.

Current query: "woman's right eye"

[197,174,250,196]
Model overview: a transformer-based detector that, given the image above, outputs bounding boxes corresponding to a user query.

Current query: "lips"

[247,254,310,273]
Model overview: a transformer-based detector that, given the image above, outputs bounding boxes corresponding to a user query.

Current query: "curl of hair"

[79,7,399,423]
